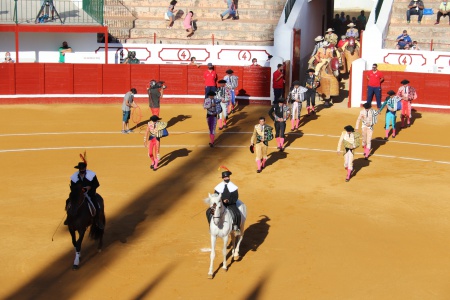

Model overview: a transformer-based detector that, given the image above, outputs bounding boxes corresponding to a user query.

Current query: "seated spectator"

[407,0,425,24]
[434,1,449,25]
[220,0,237,21]
[396,30,413,50]
[123,51,140,64]
[250,58,260,66]
[411,40,421,50]
[3,52,14,63]
[58,41,72,63]
[184,11,195,38]
[166,0,178,29]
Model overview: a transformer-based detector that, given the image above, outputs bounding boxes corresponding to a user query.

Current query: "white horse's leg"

[222,235,229,271]
[231,233,237,260]
[234,219,245,260]
[208,235,216,279]
[73,251,81,270]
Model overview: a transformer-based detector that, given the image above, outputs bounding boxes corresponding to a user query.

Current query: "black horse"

[67,183,105,270]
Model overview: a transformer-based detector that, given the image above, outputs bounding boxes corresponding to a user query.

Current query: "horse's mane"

[204,193,221,205]
[69,183,84,202]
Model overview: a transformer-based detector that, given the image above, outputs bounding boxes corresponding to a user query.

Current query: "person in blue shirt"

[395,30,413,49]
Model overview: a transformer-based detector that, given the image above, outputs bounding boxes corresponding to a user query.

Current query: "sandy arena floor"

[1,102,450,300]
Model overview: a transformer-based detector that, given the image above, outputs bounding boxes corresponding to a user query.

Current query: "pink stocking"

[392,129,396,137]
[385,129,390,138]
[256,160,261,171]
[291,119,295,130]
[295,119,299,128]
[280,138,285,148]
[346,168,352,180]
[209,134,215,144]
[262,158,266,168]
[218,119,222,128]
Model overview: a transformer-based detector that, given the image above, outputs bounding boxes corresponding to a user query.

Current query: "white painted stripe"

[1,144,449,165]
[2,131,449,149]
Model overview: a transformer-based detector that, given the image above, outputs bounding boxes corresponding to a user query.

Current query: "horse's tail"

[89,223,104,240]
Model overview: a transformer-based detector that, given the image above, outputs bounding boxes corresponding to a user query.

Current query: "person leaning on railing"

[434,1,449,25]
[3,52,14,63]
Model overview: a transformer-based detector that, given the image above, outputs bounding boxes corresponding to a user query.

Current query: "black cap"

[387,90,396,96]
[150,115,161,122]
[363,102,372,109]
[400,79,410,85]
[222,171,232,178]
[344,125,355,132]
[292,80,301,86]
[218,79,227,84]
[226,69,234,74]
[74,162,87,169]
[307,68,315,73]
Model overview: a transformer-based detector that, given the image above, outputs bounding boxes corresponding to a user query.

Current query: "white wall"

[334,0,375,11]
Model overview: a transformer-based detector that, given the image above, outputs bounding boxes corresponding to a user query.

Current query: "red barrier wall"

[0,64,272,104]
[362,70,450,107]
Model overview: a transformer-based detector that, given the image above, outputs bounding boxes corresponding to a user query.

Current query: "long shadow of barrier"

[132,262,176,300]
[4,106,257,299]
[226,111,248,127]
[298,111,320,128]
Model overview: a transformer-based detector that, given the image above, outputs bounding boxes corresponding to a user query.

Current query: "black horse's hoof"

[72,265,79,270]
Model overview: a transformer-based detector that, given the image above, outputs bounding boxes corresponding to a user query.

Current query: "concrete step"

[125,37,274,46]
[122,6,281,20]
[104,17,135,28]
[133,17,277,31]
[119,0,286,10]
[129,27,274,41]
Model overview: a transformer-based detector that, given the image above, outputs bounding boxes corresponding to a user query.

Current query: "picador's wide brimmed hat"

[74,162,87,169]
[347,22,356,27]
[314,35,324,42]
[344,125,355,132]
[401,79,410,85]
[326,28,334,32]
[387,90,396,96]
[363,102,372,109]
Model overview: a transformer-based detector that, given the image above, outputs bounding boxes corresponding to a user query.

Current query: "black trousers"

[274,121,286,138]
[305,89,316,107]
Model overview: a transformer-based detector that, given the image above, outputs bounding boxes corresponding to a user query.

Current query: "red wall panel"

[242,66,271,97]
[187,65,207,95]
[44,64,74,94]
[0,63,15,94]
[103,64,130,94]
[130,64,160,95]
[73,64,103,94]
[15,63,45,94]
[362,70,450,107]
[159,65,187,95]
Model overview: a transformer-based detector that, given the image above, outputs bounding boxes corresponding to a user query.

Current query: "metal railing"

[284,0,296,23]
[0,0,104,25]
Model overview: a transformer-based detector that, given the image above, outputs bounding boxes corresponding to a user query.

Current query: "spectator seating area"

[103,0,283,45]
[386,0,449,51]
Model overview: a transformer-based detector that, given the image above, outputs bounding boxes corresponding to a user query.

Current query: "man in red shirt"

[366,63,384,108]
[204,62,217,98]
[272,64,285,104]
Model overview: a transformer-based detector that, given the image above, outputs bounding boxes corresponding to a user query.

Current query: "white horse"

[204,193,247,279]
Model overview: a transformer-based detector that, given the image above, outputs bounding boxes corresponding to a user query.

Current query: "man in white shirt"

[435,1,449,24]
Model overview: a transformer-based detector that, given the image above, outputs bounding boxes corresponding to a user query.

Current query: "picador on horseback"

[64,153,105,230]
[206,167,242,235]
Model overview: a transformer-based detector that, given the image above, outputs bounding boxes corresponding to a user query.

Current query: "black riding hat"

[74,162,87,169]
[222,171,232,178]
